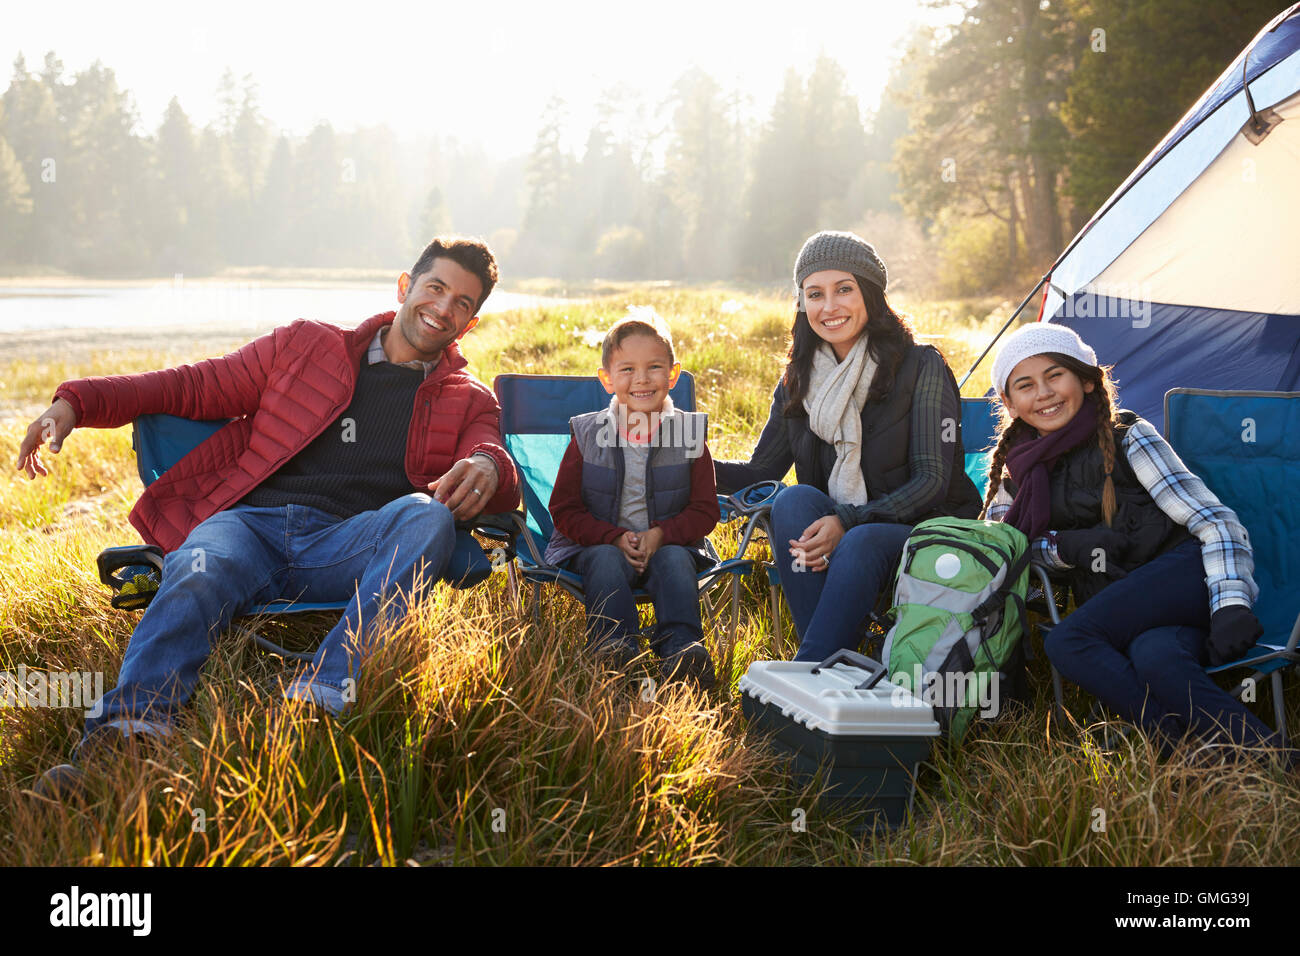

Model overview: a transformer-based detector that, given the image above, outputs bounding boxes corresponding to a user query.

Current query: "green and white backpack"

[882,517,1031,743]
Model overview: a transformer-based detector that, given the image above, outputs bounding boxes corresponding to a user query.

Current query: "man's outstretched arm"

[16,325,287,479]
[15,397,77,479]
[55,327,283,428]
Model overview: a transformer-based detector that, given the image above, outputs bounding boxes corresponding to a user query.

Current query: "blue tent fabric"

[1039,6,1300,430]
[1141,9,1300,178]
[1056,6,1300,279]
[1164,390,1300,659]
[1053,300,1300,433]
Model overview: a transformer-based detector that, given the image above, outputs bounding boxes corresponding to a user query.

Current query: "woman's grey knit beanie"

[793,230,888,293]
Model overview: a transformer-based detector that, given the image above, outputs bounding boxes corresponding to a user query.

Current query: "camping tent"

[1032,4,1300,432]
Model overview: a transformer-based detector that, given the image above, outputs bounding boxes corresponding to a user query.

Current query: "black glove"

[1207,606,1262,668]
[1055,528,1130,576]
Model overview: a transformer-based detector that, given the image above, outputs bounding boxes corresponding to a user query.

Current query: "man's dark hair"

[410,236,498,311]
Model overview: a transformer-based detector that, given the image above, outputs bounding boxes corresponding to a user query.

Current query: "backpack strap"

[970,545,1032,670]
[971,546,1031,624]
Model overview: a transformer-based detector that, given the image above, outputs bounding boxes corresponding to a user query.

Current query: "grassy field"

[2,286,1298,866]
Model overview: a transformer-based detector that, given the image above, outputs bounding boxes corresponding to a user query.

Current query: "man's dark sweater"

[241,359,423,518]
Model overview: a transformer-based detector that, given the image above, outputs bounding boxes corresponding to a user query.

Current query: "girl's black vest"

[1048,410,1191,604]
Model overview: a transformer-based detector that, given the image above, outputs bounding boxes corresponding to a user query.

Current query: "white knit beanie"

[991,323,1099,396]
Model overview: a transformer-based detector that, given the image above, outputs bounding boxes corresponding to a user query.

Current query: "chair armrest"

[97,544,165,587]
[716,480,785,563]
[1029,564,1065,626]
[96,544,166,610]
[721,480,784,520]
[498,510,551,568]
[458,511,519,561]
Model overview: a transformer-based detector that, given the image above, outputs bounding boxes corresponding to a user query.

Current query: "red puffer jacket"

[54,311,519,552]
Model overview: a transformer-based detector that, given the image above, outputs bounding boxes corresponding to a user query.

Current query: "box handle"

[810,648,888,689]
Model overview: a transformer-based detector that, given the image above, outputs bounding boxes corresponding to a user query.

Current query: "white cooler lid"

[739,660,940,737]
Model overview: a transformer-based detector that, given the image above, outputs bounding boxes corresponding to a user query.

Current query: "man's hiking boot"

[31,763,89,801]
[587,633,642,672]
[658,637,717,689]
[30,723,161,801]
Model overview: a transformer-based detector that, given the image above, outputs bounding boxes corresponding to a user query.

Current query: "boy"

[546,309,720,687]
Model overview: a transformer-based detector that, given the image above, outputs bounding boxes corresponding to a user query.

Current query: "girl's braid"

[1092,372,1120,526]
[980,413,1032,517]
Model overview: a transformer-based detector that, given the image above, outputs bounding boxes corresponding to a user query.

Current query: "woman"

[715,230,981,662]
[984,322,1285,758]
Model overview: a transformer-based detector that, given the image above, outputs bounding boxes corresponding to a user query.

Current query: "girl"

[984,323,1282,755]
[715,230,981,663]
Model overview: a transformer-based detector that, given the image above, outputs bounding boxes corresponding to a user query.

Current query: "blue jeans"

[1045,537,1280,751]
[86,493,456,739]
[570,544,703,652]
[768,485,912,663]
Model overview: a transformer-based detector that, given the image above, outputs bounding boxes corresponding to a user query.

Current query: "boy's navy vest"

[545,405,712,568]
[1047,410,1191,605]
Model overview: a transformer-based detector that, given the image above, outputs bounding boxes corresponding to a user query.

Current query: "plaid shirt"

[986,416,1256,612]
[832,345,957,528]
[714,345,964,527]
[368,327,439,375]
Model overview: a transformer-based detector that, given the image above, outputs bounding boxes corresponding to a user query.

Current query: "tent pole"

[958,272,1050,391]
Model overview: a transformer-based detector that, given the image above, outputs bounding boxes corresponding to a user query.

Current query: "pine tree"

[1062,0,1288,226]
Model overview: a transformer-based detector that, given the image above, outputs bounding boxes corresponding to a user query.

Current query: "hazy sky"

[7,0,955,155]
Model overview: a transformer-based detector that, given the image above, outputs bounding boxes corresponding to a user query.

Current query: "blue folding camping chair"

[1165,389,1300,744]
[961,395,1000,500]
[717,478,785,655]
[96,413,514,660]
[492,373,760,671]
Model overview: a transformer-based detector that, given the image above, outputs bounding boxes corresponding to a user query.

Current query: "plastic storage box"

[739,649,940,829]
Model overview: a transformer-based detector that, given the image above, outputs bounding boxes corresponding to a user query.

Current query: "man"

[17,236,519,793]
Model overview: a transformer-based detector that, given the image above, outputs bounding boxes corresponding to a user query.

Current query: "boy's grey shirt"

[545,398,709,567]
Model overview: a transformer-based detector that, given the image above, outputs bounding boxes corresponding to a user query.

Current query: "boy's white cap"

[992,323,1098,396]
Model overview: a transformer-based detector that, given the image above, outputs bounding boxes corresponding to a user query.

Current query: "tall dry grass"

[2,285,1297,865]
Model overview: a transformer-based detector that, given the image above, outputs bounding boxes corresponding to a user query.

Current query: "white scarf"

[803,335,876,506]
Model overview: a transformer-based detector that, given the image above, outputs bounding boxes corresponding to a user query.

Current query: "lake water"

[0,282,551,333]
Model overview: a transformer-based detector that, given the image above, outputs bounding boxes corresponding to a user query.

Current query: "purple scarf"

[1003,399,1099,541]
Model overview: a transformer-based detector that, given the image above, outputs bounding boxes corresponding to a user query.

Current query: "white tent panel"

[1049,48,1300,305]
[1091,89,1300,316]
